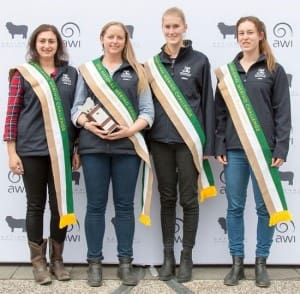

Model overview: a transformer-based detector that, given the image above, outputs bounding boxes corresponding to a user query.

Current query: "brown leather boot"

[49,238,70,281]
[28,239,52,285]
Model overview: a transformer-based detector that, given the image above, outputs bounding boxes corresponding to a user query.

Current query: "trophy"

[80,97,119,133]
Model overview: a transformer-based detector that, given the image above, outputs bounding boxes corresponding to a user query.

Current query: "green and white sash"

[16,63,76,228]
[145,55,217,202]
[215,62,293,226]
[79,59,153,226]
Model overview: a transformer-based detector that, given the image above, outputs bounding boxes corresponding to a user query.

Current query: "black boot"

[224,256,245,286]
[176,248,193,283]
[159,248,176,281]
[255,257,270,287]
[87,259,102,287]
[117,257,138,286]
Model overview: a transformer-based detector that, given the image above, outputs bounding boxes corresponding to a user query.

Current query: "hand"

[84,121,109,139]
[203,155,209,160]
[72,152,81,170]
[216,155,228,165]
[105,125,132,141]
[271,157,284,167]
[9,153,24,175]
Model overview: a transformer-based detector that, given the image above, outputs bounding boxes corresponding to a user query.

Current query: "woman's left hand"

[105,125,133,140]
[72,152,81,170]
[271,157,284,167]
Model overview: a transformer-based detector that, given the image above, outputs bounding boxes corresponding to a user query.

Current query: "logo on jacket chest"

[180,66,192,80]
[254,68,267,80]
[61,74,72,85]
[121,70,133,80]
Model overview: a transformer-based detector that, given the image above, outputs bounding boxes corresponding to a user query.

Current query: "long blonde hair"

[236,16,276,72]
[100,21,148,94]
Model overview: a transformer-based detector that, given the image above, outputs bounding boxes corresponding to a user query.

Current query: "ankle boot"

[159,248,176,281]
[255,257,270,287]
[224,256,245,286]
[87,259,102,287]
[49,238,70,281]
[176,248,193,283]
[117,257,138,286]
[28,239,52,285]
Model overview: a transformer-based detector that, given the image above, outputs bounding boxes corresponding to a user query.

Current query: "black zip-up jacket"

[78,61,140,155]
[149,40,215,156]
[16,64,78,156]
[215,53,291,160]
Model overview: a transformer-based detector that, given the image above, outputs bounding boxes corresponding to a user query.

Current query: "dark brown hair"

[26,24,68,66]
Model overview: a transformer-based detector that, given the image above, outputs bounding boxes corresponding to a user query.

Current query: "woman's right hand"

[84,121,110,139]
[216,155,228,165]
[9,152,24,175]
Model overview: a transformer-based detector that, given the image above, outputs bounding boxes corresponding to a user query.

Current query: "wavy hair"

[26,24,68,66]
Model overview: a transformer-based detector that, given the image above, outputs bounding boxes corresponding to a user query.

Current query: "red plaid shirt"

[3,71,24,141]
[3,69,57,141]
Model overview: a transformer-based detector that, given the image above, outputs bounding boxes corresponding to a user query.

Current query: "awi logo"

[272,22,293,48]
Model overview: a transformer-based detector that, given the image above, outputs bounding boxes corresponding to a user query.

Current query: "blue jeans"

[81,153,141,260]
[224,150,274,258]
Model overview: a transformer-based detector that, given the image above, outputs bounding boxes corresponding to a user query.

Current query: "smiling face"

[237,20,264,55]
[162,14,187,47]
[35,30,58,61]
[100,24,126,57]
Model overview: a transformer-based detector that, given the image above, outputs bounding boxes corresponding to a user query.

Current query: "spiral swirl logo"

[8,171,21,184]
[273,23,293,38]
[61,22,80,38]
[275,221,295,234]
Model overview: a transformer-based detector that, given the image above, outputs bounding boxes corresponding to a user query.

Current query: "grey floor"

[1,264,300,293]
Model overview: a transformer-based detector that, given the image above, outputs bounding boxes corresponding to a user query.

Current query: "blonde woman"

[71,22,154,287]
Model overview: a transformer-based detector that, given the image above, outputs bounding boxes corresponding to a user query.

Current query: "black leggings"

[21,156,67,244]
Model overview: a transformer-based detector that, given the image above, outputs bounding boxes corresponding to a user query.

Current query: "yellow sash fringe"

[199,186,217,203]
[269,210,293,227]
[59,213,77,229]
[139,213,151,227]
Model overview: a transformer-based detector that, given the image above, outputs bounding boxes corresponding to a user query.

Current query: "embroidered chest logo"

[180,66,191,80]
[254,68,266,80]
[121,70,132,80]
[61,74,72,85]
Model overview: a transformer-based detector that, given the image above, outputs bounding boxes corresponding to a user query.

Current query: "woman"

[145,7,215,283]
[71,22,154,287]
[215,16,292,288]
[3,24,79,285]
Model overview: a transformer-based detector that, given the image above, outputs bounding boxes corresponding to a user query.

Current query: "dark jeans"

[151,141,199,249]
[81,153,141,260]
[21,156,67,244]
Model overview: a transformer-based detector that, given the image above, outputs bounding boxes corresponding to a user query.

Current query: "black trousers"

[151,141,199,249]
[21,156,67,244]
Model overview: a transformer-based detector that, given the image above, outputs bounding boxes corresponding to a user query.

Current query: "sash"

[79,59,153,226]
[145,55,217,202]
[215,62,293,226]
[16,63,76,228]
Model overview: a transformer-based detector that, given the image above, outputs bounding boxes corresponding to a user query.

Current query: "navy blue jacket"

[149,41,215,156]
[215,53,291,160]
[16,64,78,156]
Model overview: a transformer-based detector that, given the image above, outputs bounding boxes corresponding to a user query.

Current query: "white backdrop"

[0,0,299,265]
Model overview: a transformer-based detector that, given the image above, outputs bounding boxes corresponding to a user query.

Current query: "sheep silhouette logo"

[6,22,28,39]
[279,171,294,186]
[72,171,80,185]
[125,25,134,39]
[5,216,26,232]
[217,22,236,39]
[218,217,227,234]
